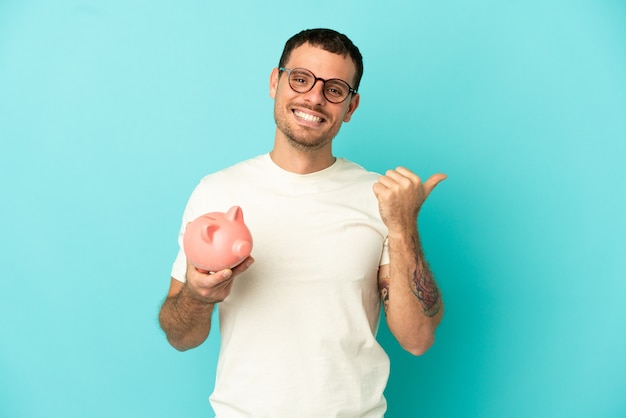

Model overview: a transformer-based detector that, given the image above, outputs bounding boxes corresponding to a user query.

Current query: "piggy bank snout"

[233,240,252,258]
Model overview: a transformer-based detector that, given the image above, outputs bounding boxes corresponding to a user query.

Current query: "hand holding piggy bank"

[183,206,253,273]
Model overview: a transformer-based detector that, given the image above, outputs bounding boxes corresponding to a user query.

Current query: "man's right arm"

[158,257,254,351]
[159,277,215,351]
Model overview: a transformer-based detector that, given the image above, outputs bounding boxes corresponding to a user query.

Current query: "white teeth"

[294,110,322,123]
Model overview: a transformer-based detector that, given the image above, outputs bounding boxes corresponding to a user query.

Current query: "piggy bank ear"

[201,223,219,243]
[226,205,244,222]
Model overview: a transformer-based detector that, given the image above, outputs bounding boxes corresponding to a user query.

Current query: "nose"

[302,79,326,105]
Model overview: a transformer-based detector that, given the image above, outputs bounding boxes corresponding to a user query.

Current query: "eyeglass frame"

[278,67,358,104]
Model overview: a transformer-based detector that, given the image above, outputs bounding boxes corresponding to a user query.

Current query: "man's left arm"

[373,167,446,356]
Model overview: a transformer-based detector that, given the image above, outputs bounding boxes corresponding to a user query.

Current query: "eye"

[325,81,347,99]
[290,70,313,87]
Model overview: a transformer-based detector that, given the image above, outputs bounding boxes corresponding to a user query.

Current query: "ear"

[201,223,218,243]
[226,205,244,222]
[343,93,360,123]
[269,67,280,99]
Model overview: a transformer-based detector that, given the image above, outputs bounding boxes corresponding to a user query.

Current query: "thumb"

[423,173,447,197]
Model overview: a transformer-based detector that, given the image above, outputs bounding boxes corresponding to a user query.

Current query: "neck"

[270,135,336,174]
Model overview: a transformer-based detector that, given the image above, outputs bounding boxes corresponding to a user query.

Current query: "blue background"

[1,1,625,417]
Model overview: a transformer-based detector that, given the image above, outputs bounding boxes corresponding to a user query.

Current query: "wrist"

[386,226,419,243]
[181,283,217,308]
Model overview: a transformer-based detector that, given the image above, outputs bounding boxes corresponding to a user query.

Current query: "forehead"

[285,43,357,82]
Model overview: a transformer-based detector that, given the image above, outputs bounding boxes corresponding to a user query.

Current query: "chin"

[287,136,330,152]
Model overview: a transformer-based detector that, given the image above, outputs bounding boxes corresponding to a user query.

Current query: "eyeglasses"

[278,67,357,104]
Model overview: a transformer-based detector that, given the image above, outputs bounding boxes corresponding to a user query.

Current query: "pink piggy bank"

[183,206,253,273]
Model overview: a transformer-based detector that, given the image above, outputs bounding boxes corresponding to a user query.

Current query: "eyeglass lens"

[286,68,351,103]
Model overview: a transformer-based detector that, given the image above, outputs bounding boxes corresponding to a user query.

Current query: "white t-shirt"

[171,154,390,418]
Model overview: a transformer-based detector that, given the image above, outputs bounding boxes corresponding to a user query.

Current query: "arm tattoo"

[378,276,390,316]
[411,260,441,317]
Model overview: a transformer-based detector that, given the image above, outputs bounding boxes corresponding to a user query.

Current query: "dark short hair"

[278,28,364,91]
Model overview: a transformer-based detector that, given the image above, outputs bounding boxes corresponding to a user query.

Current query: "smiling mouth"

[293,109,324,124]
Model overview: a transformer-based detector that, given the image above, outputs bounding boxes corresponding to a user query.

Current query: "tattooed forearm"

[411,261,441,317]
[378,276,390,316]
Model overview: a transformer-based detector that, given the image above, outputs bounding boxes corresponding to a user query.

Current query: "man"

[159,28,445,417]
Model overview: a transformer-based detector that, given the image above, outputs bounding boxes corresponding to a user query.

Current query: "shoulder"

[335,158,381,183]
[197,154,268,185]
[184,154,268,209]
